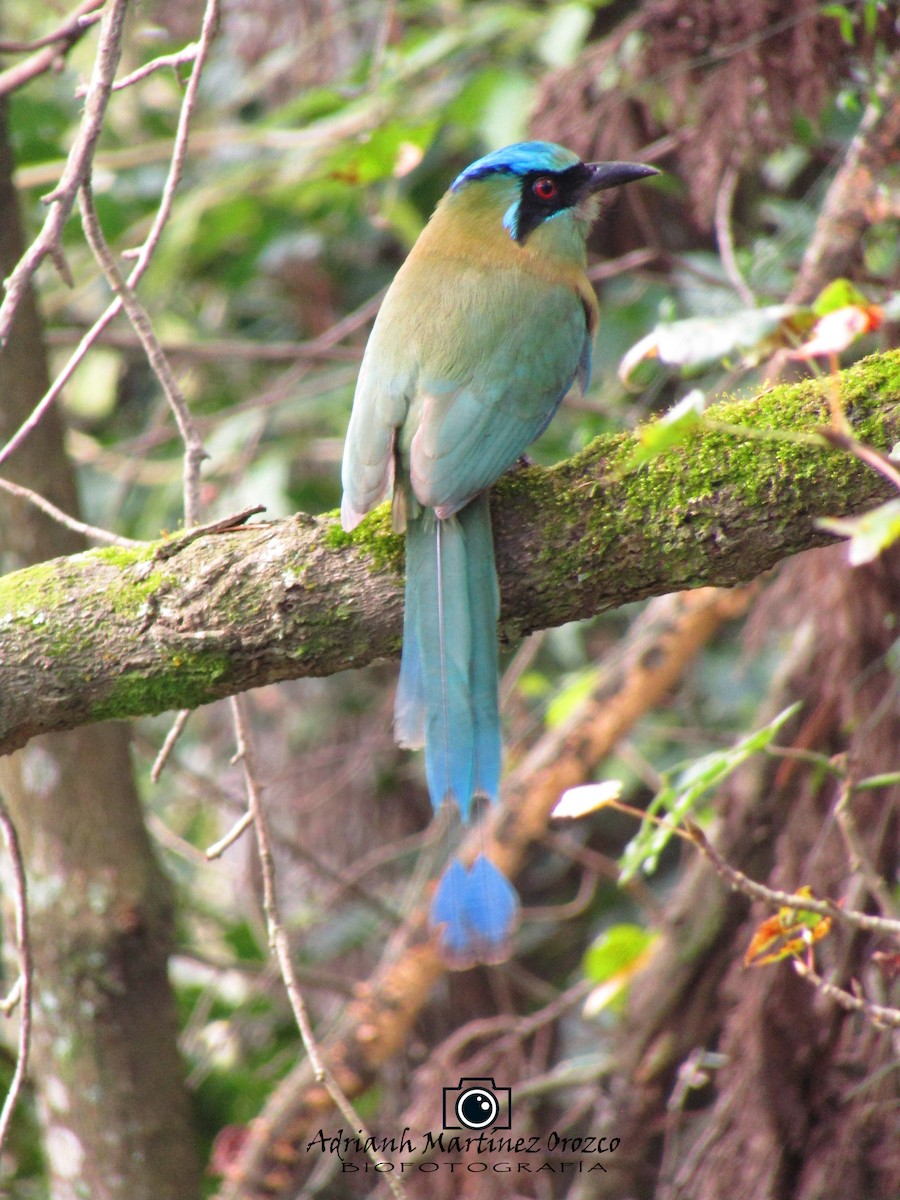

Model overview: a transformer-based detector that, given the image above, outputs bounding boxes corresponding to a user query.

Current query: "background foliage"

[0,2,898,1198]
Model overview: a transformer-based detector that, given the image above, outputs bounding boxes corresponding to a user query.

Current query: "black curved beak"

[585,161,660,193]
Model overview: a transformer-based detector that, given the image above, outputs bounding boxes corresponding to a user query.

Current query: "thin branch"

[790,51,900,304]
[0,1,103,53]
[0,0,103,97]
[147,812,209,867]
[819,426,900,493]
[835,781,898,921]
[78,181,207,525]
[221,789,405,927]
[227,696,408,1200]
[150,504,266,559]
[145,725,405,925]
[115,0,220,285]
[150,708,192,783]
[46,327,362,363]
[0,0,129,344]
[714,162,755,306]
[110,44,199,91]
[0,976,22,1016]
[205,809,253,860]
[792,959,900,1028]
[587,246,660,284]
[684,820,900,938]
[366,0,395,88]
[0,474,142,547]
[0,792,33,1153]
[0,0,221,475]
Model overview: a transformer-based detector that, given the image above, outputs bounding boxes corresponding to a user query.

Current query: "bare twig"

[835,781,898,921]
[150,708,192,783]
[0,0,103,97]
[819,426,900,493]
[227,696,408,1200]
[151,504,266,559]
[0,0,128,345]
[229,698,326,1079]
[792,959,900,1028]
[714,162,755,306]
[147,813,209,867]
[0,474,142,547]
[0,793,33,1152]
[500,629,545,707]
[791,51,900,304]
[78,181,207,525]
[657,1047,728,1200]
[586,246,659,284]
[684,820,900,938]
[0,976,22,1016]
[367,0,395,88]
[92,0,220,291]
[0,1,102,53]
[0,0,221,475]
[110,44,199,91]
[205,810,253,860]
[46,327,361,363]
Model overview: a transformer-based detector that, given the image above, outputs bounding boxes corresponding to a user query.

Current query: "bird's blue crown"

[451,141,582,191]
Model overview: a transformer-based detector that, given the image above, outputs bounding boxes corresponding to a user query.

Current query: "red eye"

[532,176,558,201]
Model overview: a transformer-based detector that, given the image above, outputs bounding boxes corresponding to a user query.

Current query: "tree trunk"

[596,546,900,1200]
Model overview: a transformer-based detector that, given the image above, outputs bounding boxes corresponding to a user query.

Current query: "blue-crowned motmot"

[341,142,657,967]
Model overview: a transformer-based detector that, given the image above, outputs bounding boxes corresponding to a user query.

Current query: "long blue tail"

[395,493,519,967]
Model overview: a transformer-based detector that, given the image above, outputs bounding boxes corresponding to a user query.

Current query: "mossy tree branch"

[2,349,899,756]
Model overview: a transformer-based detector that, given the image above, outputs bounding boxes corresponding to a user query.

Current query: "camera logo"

[442,1078,512,1131]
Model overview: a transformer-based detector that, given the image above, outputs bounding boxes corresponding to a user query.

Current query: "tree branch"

[0,0,104,98]
[0,0,129,345]
[1,350,899,757]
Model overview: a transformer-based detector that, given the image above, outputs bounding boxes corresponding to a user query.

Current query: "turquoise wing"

[340,291,415,530]
[341,256,591,525]
[400,262,589,514]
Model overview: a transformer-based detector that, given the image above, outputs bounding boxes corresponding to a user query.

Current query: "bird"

[341,141,657,967]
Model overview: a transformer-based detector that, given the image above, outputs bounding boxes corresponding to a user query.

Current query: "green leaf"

[812,277,870,316]
[818,499,900,565]
[546,669,598,728]
[821,4,856,43]
[583,923,655,984]
[538,4,593,68]
[582,923,657,1015]
[619,306,813,385]
[619,704,802,881]
[622,390,706,469]
[324,120,440,187]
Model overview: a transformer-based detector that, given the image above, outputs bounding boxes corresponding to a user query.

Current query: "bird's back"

[342,190,595,522]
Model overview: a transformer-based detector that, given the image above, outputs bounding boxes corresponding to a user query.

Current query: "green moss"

[626,355,895,523]
[92,542,156,568]
[0,543,173,660]
[321,513,353,551]
[89,650,231,723]
[518,350,900,594]
[105,568,167,617]
[0,556,66,617]
[322,506,405,576]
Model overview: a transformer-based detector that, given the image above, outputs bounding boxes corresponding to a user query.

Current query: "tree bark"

[2,350,900,757]
[0,94,202,1198]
